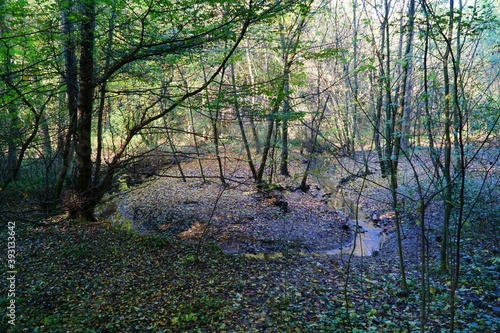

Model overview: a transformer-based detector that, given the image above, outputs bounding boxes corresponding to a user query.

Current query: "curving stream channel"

[100,159,389,258]
[245,168,390,259]
[315,176,388,257]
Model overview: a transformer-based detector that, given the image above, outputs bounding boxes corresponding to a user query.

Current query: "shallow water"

[320,220,386,256]
[316,176,387,257]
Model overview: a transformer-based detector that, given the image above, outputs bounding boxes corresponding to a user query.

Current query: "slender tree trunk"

[203,63,227,187]
[383,0,393,175]
[449,1,466,331]
[40,112,53,161]
[212,112,226,186]
[231,64,257,180]
[419,204,428,333]
[393,0,415,165]
[269,123,279,183]
[300,95,329,191]
[419,4,436,331]
[256,60,289,185]
[374,3,388,177]
[342,62,353,155]
[72,0,96,220]
[245,41,262,153]
[350,0,359,155]
[5,99,19,183]
[93,4,115,187]
[249,114,261,153]
[280,68,291,176]
[452,0,463,174]
[256,117,275,185]
[94,83,105,187]
[440,0,455,272]
[52,3,79,210]
[277,8,309,176]
[382,0,412,294]
[278,19,291,177]
[392,0,416,296]
[189,105,206,182]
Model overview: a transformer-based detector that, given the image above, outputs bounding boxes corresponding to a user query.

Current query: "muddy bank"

[97,176,351,255]
[96,156,395,257]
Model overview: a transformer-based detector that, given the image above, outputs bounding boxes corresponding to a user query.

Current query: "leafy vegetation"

[0,210,498,332]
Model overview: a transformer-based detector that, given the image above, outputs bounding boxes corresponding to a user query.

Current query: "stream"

[322,186,387,257]
[314,168,388,257]
[244,172,390,259]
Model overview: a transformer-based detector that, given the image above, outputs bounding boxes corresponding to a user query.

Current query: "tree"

[277,2,311,176]
[62,0,299,220]
[52,0,79,211]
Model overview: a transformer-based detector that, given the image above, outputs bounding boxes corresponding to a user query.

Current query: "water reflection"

[316,175,387,257]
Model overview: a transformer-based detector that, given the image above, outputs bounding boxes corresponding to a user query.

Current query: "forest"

[1,0,500,331]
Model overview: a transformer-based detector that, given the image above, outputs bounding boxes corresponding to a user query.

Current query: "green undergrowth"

[1,219,499,332]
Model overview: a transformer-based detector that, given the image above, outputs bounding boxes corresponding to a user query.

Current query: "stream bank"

[97,156,393,257]
[314,178,392,257]
[310,156,393,257]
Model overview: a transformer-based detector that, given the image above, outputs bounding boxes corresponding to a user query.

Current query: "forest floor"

[2,151,500,332]
[105,156,357,256]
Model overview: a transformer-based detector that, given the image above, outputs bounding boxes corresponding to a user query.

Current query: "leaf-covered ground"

[2,217,499,332]
[2,154,500,332]
[108,172,352,256]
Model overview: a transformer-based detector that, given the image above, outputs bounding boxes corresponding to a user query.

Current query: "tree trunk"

[232,63,257,180]
[71,0,96,221]
[201,60,227,186]
[277,8,309,176]
[0,2,19,185]
[278,19,291,177]
[373,4,388,178]
[440,0,454,273]
[350,0,359,155]
[256,117,275,185]
[256,55,288,185]
[5,101,19,183]
[93,3,115,187]
[300,95,329,191]
[179,67,206,182]
[245,40,262,153]
[280,69,291,176]
[52,2,79,210]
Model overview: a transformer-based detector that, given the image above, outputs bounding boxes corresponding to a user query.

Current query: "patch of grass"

[139,233,173,249]
[170,294,229,329]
